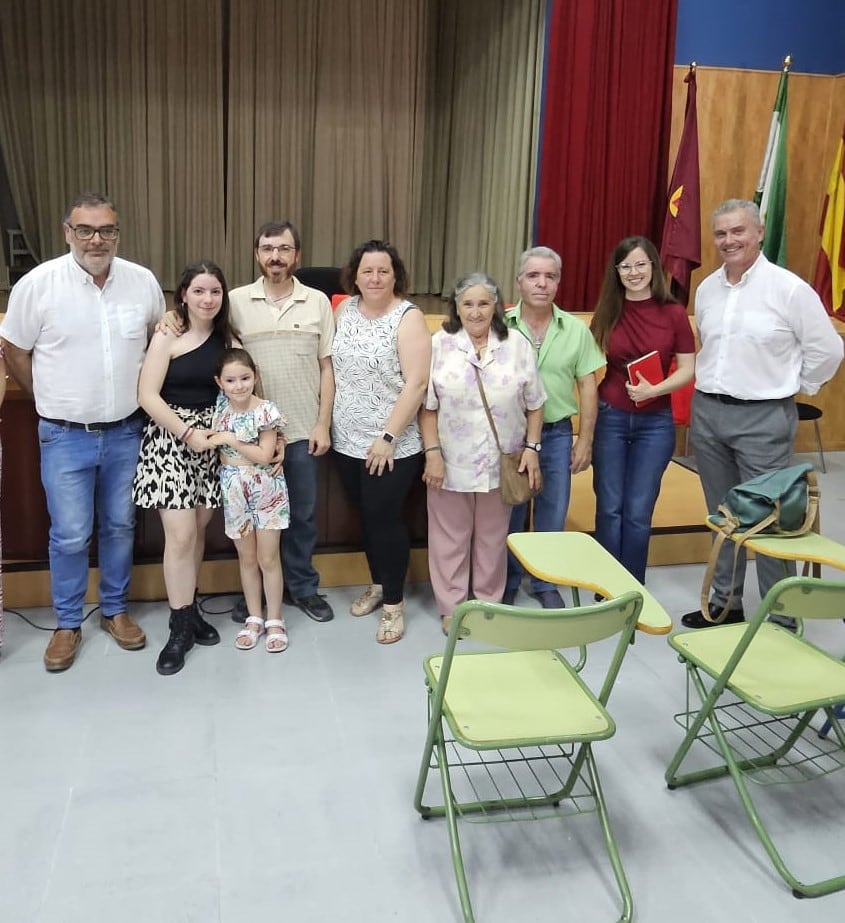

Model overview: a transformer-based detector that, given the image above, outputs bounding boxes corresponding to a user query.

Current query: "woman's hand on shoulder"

[154,309,184,338]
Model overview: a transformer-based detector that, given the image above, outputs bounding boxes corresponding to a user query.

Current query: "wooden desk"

[507,531,673,635]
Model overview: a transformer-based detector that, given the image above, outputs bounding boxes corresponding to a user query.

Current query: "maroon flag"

[660,67,701,306]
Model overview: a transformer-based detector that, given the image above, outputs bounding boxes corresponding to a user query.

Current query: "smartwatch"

[381,431,395,444]
[523,441,542,452]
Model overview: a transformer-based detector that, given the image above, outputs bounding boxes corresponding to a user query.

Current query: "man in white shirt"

[682,198,843,629]
[1,193,165,670]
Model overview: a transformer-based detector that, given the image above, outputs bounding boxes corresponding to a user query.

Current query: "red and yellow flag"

[660,67,700,306]
[813,122,845,315]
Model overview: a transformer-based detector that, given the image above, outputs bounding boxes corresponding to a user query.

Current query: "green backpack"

[700,464,820,623]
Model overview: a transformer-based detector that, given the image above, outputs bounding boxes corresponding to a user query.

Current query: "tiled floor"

[1,452,844,922]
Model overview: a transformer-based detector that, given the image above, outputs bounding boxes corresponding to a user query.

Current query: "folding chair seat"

[665,576,845,898]
[413,592,643,923]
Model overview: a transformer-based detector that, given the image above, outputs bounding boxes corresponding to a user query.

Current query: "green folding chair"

[665,576,845,898]
[413,592,643,923]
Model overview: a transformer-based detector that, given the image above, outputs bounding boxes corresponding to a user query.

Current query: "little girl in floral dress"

[209,348,290,652]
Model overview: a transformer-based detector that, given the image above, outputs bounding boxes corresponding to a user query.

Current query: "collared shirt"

[694,253,843,398]
[1,253,164,422]
[228,276,334,443]
[505,302,605,421]
[426,327,546,492]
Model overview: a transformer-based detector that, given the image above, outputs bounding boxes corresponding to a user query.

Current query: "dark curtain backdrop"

[536,0,678,310]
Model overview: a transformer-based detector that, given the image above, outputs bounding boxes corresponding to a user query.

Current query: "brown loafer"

[44,628,82,672]
[100,613,146,650]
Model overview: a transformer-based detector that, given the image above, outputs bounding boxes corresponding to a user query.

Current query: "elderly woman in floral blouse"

[420,272,545,633]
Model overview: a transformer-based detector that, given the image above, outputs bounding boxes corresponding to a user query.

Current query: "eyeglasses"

[67,224,120,241]
[258,244,296,256]
[616,260,651,275]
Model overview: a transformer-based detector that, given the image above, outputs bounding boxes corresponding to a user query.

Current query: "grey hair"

[712,198,762,227]
[453,271,500,305]
[516,245,562,278]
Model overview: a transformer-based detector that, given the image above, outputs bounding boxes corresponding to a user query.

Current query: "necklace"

[529,319,551,349]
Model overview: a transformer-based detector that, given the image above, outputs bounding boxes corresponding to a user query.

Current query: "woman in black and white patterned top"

[332,240,431,644]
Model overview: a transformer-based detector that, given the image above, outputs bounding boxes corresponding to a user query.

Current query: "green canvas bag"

[700,464,820,623]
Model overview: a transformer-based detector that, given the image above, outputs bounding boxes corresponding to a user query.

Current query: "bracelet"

[424,445,442,454]
[179,425,194,443]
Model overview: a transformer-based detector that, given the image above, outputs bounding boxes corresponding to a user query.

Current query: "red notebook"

[626,350,664,407]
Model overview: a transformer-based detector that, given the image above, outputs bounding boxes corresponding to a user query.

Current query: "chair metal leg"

[585,748,634,923]
[813,419,826,472]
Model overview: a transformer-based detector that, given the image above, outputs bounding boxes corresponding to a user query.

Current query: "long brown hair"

[174,260,238,347]
[590,236,672,352]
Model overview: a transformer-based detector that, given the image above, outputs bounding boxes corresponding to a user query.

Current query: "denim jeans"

[506,418,573,593]
[591,401,676,583]
[38,416,144,628]
[281,439,321,599]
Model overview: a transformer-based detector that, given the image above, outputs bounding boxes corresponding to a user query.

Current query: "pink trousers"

[427,486,511,616]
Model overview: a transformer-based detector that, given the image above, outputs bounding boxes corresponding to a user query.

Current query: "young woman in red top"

[590,236,695,583]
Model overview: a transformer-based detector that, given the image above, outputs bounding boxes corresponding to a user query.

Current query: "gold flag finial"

[783,54,792,72]
[690,61,696,73]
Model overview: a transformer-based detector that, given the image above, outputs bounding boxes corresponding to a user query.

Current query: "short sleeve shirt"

[599,298,695,412]
[0,253,165,422]
[505,302,605,422]
[426,328,546,492]
[228,276,334,443]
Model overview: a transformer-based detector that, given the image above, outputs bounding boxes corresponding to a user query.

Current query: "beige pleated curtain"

[0,0,543,295]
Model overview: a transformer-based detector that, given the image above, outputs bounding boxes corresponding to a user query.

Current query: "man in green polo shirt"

[503,246,606,607]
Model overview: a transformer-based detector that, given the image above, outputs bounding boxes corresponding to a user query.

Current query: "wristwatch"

[381,431,395,444]
[524,441,542,452]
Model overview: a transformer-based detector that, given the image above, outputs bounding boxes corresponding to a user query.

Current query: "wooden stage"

[5,460,711,608]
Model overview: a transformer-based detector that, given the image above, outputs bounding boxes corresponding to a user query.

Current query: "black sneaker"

[293,593,334,623]
[680,602,744,629]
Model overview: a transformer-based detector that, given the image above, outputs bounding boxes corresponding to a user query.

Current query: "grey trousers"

[691,392,798,607]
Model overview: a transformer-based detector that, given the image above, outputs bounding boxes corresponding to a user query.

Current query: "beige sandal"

[235,615,264,650]
[264,619,289,653]
[376,602,405,644]
[350,584,384,617]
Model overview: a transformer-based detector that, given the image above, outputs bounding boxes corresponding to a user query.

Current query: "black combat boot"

[190,595,220,646]
[156,605,196,675]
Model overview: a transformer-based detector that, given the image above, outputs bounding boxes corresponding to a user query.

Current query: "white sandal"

[350,584,384,617]
[235,615,264,650]
[264,619,289,653]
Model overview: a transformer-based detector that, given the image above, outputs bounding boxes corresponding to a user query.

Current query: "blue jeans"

[591,402,676,583]
[506,418,573,593]
[281,439,320,598]
[38,416,144,628]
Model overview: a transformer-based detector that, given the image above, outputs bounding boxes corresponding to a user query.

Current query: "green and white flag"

[754,61,790,266]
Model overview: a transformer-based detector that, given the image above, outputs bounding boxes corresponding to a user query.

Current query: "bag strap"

[700,508,778,623]
[699,470,821,623]
[473,366,504,453]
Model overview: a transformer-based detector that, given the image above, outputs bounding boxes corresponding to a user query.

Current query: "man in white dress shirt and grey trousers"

[681,198,843,630]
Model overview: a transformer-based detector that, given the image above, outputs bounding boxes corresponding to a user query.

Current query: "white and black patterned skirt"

[133,404,221,510]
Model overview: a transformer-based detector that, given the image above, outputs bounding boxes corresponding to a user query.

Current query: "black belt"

[696,391,772,406]
[40,408,145,431]
[542,417,571,431]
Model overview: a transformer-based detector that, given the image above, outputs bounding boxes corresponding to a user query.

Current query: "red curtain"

[536,0,678,310]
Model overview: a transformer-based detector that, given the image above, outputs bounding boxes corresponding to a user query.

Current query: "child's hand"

[207,431,234,448]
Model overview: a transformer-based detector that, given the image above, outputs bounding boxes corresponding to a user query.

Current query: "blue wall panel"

[675,0,845,74]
